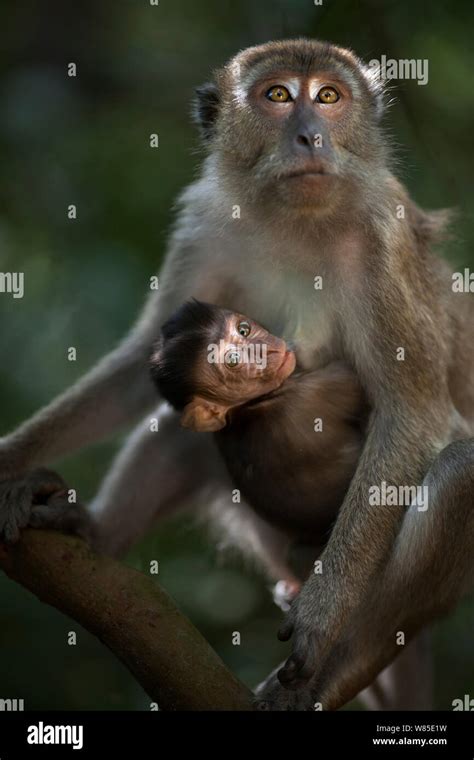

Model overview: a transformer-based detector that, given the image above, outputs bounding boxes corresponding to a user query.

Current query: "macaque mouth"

[284,169,333,181]
[283,161,330,180]
[287,169,327,177]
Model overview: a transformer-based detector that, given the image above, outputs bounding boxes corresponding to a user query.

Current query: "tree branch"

[0,529,254,711]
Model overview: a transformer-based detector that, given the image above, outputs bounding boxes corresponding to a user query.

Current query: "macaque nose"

[290,111,329,159]
[295,130,316,154]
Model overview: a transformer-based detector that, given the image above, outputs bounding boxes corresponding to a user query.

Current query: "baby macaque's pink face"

[206,311,296,403]
[181,311,296,432]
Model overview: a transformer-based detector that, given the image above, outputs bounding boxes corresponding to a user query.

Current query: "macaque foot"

[275,582,331,690]
[272,579,301,612]
[0,468,91,543]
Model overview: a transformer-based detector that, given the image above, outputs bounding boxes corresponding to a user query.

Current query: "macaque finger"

[0,481,33,544]
[27,468,68,502]
[277,617,295,641]
[29,498,92,541]
[278,627,321,689]
[278,653,307,684]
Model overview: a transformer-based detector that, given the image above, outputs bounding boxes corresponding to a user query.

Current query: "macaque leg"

[88,404,298,581]
[205,495,299,593]
[88,404,229,557]
[358,632,433,710]
[257,438,474,710]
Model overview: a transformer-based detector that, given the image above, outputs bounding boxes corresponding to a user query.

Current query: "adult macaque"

[0,39,473,710]
[150,299,366,604]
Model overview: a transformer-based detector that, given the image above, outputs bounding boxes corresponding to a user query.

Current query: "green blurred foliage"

[0,0,473,710]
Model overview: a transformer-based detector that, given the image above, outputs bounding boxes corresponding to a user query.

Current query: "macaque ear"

[192,82,220,141]
[181,397,228,432]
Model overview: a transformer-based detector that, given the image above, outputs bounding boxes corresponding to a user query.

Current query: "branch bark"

[0,529,254,711]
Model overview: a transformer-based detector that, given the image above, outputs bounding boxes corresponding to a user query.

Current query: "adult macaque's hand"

[0,468,90,543]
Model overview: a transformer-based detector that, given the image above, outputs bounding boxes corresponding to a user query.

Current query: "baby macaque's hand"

[0,468,91,543]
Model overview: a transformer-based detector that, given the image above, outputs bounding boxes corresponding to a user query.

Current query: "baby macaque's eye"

[225,350,241,368]
[238,320,251,337]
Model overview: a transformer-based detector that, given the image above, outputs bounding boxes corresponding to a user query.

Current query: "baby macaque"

[151,301,367,597]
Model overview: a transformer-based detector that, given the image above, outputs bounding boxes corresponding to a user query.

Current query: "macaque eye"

[266,85,291,103]
[316,86,339,104]
[237,320,251,337]
[225,350,241,368]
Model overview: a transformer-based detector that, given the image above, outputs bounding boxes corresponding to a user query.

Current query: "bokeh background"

[0,0,473,710]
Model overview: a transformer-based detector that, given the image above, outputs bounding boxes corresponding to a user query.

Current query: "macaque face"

[246,72,350,205]
[181,311,296,432]
[215,40,385,211]
[202,311,296,405]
